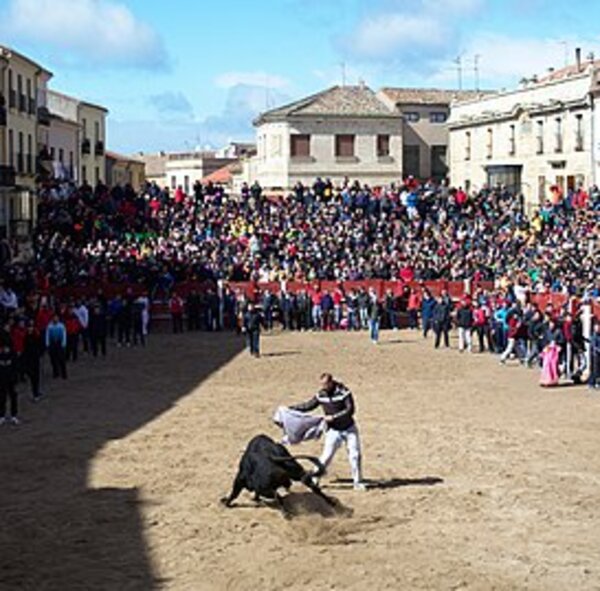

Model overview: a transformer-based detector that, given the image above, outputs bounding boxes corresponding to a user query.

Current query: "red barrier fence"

[51,279,496,301]
[48,279,600,320]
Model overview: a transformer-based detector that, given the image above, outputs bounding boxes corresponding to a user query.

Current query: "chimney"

[576,47,582,72]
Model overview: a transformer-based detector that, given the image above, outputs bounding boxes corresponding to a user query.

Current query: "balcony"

[0,165,16,187]
[37,106,51,126]
[82,138,91,154]
[95,140,105,156]
[19,93,26,113]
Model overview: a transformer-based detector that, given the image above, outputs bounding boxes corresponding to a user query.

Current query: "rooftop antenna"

[454,55,463,90]
[473,54,481,91]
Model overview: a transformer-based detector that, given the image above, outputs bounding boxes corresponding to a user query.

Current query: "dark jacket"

[456,306,473,329]
[244,309,263,333]
[292,381,356,431]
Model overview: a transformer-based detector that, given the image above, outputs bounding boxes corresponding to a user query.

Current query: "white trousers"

[458,327,472,352]
[319,424,362,485]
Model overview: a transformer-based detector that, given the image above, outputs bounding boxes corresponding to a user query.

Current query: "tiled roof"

[380,87,494,106]
[255,85,400,124]
[536,60,598,83]
[202,163,238,184]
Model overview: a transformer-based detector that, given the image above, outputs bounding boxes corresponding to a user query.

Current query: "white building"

[163,152,237,194]
[449,52,600,208]
[47,90,108,185]
[248,85,403,190]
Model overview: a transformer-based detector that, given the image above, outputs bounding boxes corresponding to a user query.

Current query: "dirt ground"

[2,328,600,591]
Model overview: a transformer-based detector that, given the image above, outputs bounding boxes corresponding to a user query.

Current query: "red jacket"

[170,297,184,314]
[11,326,26,354]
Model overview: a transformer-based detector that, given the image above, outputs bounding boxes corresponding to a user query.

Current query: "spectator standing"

[243,302,264,358]
[170,292,184,334]
[22,321,43,400]
[0,341,18,425]
[46,314,67,380]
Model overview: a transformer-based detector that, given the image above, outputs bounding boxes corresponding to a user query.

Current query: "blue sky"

[1,0,600,153]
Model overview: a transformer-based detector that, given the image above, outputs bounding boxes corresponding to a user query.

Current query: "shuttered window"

[377,134,390,157]
[335,134,355,157]
[290,134,310,157]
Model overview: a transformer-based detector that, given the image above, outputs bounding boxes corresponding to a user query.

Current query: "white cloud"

[343,0,486,69]
[215,71,291,90]
[1,0,168,69]
[352,13,448,59]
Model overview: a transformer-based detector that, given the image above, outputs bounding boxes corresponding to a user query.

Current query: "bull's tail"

[270,454,325,477]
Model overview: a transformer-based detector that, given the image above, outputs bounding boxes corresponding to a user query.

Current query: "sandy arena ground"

[2,328,600,591]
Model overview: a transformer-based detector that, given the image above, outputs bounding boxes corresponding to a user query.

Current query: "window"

[18,132,23,173]
[555,117,563,153]
[538,175,546,203]
[69,151,74,178]
[465,131,471,160]
[184,175,190,194]
[59,148,64,163]
[94,121,100,143]
[430,112,447,123]
[536,121,544,154]
[8,130,13,166]
[27,134,32,174]
[171,175,177,189]
[290,134,310,158]
[50,147,55,159]
[95,166,100,184]
[335,134,355,158]
[377,135,390,158]
[509,124,516,156]
[486,128,493,159]
[82,118,87,138]
[404,112,420,122]
[575,114,584,151]
[8,69,15,108]
[82,165,87,183]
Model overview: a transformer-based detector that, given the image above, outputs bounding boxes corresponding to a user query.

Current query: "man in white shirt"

[74,300,90,353]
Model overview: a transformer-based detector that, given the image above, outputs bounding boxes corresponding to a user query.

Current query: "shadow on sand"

[0,332,245,591]
[329,476,444,490]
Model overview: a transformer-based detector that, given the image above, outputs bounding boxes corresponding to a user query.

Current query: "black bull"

[221,434,335,512]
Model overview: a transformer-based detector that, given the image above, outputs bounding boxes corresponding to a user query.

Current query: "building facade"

[0,45,52,240]
[47,90,108,185]
[449,57,600,209]
[164,152,236,194]
[105,151,146,190]
[378,88,489,181]
[248,85,403,190]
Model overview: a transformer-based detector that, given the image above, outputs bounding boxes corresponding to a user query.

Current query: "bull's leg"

[302,475,336,506]
[220,474,245,507]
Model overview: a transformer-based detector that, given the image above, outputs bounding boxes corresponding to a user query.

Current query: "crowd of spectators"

[0,175,599,425]
[30,177,600,295]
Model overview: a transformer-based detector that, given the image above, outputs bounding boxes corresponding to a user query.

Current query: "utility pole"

[473,54,481,91]
[454,55,463,90]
